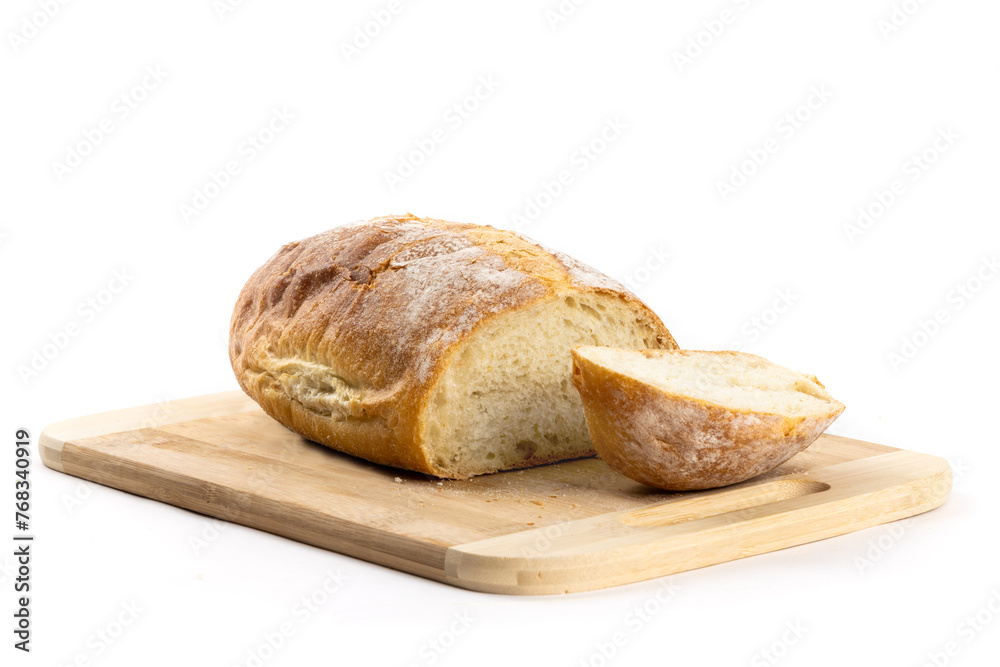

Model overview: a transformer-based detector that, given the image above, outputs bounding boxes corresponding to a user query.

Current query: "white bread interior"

[578,347,837,417]
[421,294,669,477]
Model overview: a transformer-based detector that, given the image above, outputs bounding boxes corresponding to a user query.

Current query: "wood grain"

[40,392,952,595]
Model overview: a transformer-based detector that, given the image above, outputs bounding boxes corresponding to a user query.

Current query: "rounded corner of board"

[924,454,955,507]
[870,448,954,512]
[443,544,616,596]
[38,426,67,473]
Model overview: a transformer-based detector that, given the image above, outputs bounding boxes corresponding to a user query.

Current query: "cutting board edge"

[40,391,255,473]
[442,449,953,595]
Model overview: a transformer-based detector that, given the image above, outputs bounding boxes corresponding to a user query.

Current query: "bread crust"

[570,348,845,491]
[229,214,676,478]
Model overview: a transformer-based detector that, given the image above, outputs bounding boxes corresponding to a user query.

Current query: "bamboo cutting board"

[40,392,951,595]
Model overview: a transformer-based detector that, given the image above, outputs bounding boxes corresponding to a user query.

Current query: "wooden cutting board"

[40,392,951,595]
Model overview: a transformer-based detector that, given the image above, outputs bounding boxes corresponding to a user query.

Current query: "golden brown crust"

[570,348,845,491]
[229,214,674,477]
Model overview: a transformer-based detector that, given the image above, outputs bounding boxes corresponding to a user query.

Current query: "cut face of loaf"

[425,294,669,477]
[571,348,845,490]
[229,215,677,479]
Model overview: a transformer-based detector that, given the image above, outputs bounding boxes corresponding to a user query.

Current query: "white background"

[3,1,999,665]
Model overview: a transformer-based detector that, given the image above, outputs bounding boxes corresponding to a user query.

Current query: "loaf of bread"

[570,347,845,490]
[229,214,677,478]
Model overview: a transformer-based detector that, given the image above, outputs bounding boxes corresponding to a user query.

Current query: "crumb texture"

[425,296,671,477]
[578,348,836,416]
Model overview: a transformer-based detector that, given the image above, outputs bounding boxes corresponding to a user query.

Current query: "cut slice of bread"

[570,347,845,491]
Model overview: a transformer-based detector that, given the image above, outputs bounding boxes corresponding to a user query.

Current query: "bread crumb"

[394,477,403,483]
[527,522,534,525]
[549,495,557,498]
[531,500,543,506]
